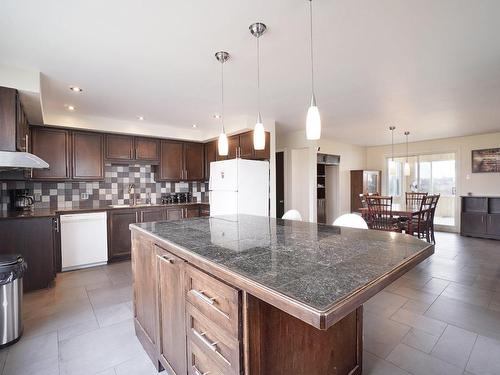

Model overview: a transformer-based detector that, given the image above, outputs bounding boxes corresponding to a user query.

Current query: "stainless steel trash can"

[0,255,26,348]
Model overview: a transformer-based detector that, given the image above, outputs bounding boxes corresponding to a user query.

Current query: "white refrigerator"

[209,159,269,216]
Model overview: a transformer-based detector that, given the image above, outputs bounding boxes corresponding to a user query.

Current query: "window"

[387,159,402,197]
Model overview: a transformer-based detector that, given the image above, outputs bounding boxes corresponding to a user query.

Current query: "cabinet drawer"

[187,339,231,375]
[185,265,240,338]
[186,302,240,374]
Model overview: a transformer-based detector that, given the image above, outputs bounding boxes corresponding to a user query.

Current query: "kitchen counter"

[130,214,433,374]
[0,202,209,220]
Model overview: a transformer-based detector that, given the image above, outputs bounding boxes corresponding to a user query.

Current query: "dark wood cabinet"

[204,141,217,181]
[461,197,500,240]
[184,142,204,181]
[105,135,160,163]
[72,131,104,180]
[135,137,160,163]
[106,134,134,161]
[158,141,204,181]
[140,207,166,222]
[131,231,159,370]
[0,217,56,292]
[239,131,254,159]
[108,209,139,261]
[155,245,187,374]
[350,170,381,212]
[158,141,184,181]
[185,206,200,218]
[213,131,271,161]
[31,127,71,180]
[227,135,240,160]
[166,207,183,221]
[0,86,28,152]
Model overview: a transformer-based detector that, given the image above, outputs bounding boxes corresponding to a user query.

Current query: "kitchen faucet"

[128,184,136,206]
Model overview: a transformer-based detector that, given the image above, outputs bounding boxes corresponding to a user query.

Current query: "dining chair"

[408,194,440,243]
[429,194,440,243]
[282,209,303,221]
[366,196,401,232]
[406,192,428,207]
[333,214,368,229]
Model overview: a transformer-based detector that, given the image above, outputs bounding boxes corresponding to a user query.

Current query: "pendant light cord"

[406,133,409,162]
[309,0,315,95]
[391,127,395,161]
[257,36,261,114]
[221,60,225,133]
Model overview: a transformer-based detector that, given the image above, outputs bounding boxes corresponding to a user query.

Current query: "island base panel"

[245,294,362,375]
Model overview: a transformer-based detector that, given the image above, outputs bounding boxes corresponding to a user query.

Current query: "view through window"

[387,153,456,227]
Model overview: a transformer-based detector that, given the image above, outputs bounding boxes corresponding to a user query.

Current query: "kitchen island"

[130,215,433,375]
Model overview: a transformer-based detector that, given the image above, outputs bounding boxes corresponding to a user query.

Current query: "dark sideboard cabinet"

[461,196,500,240]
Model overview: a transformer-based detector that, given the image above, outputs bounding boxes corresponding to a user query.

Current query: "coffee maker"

[10,189,34,211]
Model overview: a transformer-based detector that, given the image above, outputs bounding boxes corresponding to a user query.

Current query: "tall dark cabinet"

[461,196,500,240]
[350,170,381,212]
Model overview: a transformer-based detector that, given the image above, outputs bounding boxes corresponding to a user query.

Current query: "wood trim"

[131,225,434,330]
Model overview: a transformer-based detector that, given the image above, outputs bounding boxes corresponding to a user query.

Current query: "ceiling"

[1,0,500,145]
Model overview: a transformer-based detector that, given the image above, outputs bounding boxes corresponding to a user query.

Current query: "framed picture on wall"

[472,148,500,173]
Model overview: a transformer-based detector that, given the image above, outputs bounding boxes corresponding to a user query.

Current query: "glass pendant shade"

[404,161,411,176]
[306,95,321,140]
[253,114,265,150]
[218,132,228,156]
[389,159,397,177]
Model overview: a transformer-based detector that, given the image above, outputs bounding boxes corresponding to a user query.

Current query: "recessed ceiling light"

[137,116,144,121]
[213,113,221,119]
[69,86,83,92]
[192,124,197,128]
[66,105,75,111]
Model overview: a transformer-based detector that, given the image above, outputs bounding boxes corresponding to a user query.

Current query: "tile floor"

[0,232,499,374]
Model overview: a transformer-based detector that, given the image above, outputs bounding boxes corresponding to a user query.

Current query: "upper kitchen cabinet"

[135,137,160,163]
[105,134,134,161]
[30,127,71,180]
[0,86,29,152]
[157,140,204,181]
[213,130,271,161]
[72,131,104,180]
[105,135,160,164]
[183,142,204,181]
[204,140,217,180]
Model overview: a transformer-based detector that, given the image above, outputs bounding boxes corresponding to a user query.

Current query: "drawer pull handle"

[190,289,230,320]
[156,254,174,264]
[191,289,216,305]
[193,365,209,375]
[193,329,218,351]
[192,329,231,366]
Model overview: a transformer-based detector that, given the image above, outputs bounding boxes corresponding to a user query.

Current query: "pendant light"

[250,22,267,150]
[404,131,411,176]
[215,51,229,156]
[388,126,397,176]
[306,0,321,140]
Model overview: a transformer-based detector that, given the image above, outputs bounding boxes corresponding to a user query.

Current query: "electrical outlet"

[80,193,89,200]
[34,193,42,202]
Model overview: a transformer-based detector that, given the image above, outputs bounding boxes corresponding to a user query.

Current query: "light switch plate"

[80,193,89,200]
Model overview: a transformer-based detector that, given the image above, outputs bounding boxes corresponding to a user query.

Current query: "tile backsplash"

[0,164,208,211]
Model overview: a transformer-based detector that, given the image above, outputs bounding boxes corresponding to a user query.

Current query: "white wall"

[277,130,366,222]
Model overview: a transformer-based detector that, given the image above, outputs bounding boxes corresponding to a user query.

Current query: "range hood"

[0,151,49,170]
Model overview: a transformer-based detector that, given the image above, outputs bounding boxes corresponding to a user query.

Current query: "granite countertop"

[0,201,210,220]
[131,214,433,319]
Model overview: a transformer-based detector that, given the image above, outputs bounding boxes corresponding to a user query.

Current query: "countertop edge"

[129,223,434,330]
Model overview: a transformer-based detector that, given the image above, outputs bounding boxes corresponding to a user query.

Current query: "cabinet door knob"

[156,254,174,264]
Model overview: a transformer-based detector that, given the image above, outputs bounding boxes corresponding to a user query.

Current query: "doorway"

[276,151,284,218]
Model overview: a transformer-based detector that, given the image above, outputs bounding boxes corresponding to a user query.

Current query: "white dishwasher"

[60,212,108,271]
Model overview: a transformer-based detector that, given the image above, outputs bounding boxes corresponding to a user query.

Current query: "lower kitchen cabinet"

[155,245,187,374]
[108,205,203,262]
[0,217,56,292]
[108,209,139,262]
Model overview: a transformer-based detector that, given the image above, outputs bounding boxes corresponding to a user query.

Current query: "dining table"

[359,203,422,234]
